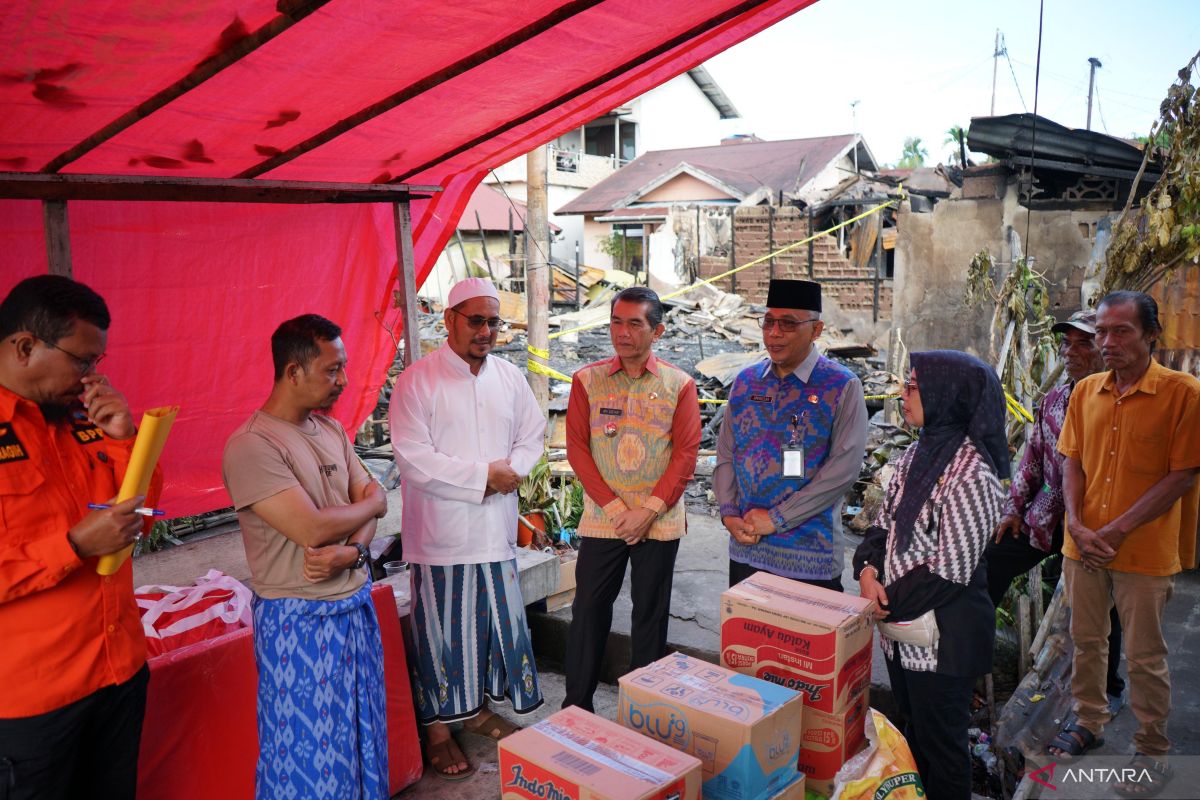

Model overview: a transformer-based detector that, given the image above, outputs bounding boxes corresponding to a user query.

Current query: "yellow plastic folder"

[96,405,179,575]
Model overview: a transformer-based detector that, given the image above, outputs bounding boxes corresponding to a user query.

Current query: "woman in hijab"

[853,351,1008,800]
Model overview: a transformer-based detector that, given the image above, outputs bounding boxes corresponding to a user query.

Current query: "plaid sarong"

[408,559,543,724]
[252,581,387,800]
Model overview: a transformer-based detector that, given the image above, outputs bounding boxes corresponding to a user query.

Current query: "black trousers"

[0,663,149,800]
[986,526,1125,697]
[885,651,975,800]
[728,558,844,592]
[563,536,680,712]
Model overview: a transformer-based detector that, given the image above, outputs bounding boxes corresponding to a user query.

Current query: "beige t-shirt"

[222,410,370,600]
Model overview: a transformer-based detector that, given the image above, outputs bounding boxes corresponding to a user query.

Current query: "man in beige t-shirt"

[221,314,389,800]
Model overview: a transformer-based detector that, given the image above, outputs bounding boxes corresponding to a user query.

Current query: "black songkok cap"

[765,279,821,312]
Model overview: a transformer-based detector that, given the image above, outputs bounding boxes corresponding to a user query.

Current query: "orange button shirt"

[0,384,161,718]
[1057,359,1200,576]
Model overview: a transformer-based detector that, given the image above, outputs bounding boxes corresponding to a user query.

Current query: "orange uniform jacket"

[0,384,161,718]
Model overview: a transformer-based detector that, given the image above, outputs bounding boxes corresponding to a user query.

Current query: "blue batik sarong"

[408,559,543,724]
[252,580,388,800]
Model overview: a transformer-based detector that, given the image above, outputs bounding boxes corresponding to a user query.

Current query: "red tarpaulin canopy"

[1,0,817,515]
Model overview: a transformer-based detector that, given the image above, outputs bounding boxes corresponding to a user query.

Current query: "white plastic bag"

[135,569,253,656]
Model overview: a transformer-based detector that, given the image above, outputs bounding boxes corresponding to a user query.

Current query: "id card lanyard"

[782,413,805,478]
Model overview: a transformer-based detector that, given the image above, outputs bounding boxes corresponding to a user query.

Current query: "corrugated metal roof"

[458,184,533,232]
[686,66,740,120]
[967,114,1148,170]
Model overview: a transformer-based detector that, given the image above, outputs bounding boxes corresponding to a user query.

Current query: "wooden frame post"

[43,200,72,277]
[394,201,422,367]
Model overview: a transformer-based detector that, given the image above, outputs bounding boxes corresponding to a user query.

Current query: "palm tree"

[897,137,928,169]
[944,125,966,166]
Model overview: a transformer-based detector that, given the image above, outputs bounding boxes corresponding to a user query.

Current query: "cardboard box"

[499,706,703,800]
[770,773,806,800]
[618,653,803,800]
[544,556,578,612]
[798,691,870,797]
[720,572,875,714]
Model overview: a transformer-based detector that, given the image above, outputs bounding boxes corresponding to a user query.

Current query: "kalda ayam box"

[617,653,804,800]
[720,572,875,714]
[800,689,870,797]
[499,706,703,800]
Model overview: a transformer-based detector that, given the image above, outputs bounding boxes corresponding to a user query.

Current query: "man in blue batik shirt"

[714,279,869,591]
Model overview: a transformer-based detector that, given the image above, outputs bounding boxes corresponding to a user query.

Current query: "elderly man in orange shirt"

[1047,291,1199,798]
[0,276,160,800]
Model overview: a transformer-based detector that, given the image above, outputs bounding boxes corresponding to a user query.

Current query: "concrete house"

[554,134,878,288]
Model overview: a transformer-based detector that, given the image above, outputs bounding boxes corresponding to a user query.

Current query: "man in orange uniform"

[0,276,160,800]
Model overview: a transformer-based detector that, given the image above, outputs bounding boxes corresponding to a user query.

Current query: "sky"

[702,0,1200,167]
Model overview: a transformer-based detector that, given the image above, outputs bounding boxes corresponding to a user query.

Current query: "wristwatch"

[350,542,369,570]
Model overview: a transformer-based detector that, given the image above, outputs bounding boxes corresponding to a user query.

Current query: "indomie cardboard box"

[799,689,870,797]
[499,706,703,800]
[720,572,875,714]
[618,653,803,800]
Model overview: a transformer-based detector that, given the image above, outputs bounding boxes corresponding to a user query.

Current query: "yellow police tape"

[526,359,574,383]
[1005,389,1034,423]
[522,381,1034,422]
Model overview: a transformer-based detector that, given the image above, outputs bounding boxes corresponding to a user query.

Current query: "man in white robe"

[389,278,545,780]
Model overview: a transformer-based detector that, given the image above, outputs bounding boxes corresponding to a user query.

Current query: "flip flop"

[426,736,475,781]
[1114,753,1173,798]
[463,710,522,741]
[1046,723,1104,760]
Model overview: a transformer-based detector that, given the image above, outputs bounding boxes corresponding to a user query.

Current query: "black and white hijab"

[893,350,1010,553]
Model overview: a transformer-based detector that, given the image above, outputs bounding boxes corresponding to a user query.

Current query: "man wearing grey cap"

[714,278,868,590]
[389,278,546,779]
[985,309,1126,713]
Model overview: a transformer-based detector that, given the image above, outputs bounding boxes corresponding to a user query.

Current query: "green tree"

[944,125,967,166]
[897,136,928,169]
[598,230,643,272]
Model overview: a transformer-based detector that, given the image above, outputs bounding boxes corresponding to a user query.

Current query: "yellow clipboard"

[96,405,178,575]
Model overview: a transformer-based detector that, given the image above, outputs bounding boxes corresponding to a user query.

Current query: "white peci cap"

[447,277,499,309]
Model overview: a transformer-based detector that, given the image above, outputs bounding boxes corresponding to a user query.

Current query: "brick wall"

[696,206,891,318]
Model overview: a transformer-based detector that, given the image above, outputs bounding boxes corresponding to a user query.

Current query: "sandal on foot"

[463,710,522,741]
[427,737,475,781]
[1114,753,1173,798]
[1046,723,1104,759]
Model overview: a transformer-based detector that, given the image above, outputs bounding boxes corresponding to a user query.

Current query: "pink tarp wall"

[1,0,818,515]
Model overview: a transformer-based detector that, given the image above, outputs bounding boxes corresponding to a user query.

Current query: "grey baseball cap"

[1051,310,1097,335]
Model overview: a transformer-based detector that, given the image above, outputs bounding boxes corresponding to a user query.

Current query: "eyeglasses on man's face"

[43,339,106,374]
[759,316,819,333]
[449,308,508,332]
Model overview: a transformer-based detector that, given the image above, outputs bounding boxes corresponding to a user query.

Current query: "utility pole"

[526,144,550,417]
[1086,57,1102,131]
[850,100,860,173]
[990,29,1003,116]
